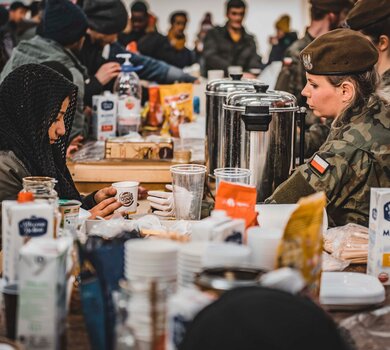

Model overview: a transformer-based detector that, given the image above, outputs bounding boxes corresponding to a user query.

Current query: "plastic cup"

[112,181,139,215]
[246,227,283,271]
[214,168,251,190]
[2,284,18,340]
[207,70,224,81]
[170,164,206,220]
[59,199,82,232]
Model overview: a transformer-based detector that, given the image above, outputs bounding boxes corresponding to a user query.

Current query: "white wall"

[125,0,310,60]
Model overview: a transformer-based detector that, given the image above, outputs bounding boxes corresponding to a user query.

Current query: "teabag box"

[92,91,117,140]
[17,237,72,350]
[368,188,390,284]
[2,200,54,285]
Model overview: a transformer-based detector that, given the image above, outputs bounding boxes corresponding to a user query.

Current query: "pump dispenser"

[113,54,143,135]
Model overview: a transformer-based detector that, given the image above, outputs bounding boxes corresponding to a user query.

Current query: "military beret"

[346,0,390,30]
[300,29,378,75]
[310,0,352,13]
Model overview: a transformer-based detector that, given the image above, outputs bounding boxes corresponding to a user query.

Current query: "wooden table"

[68,159,174,194]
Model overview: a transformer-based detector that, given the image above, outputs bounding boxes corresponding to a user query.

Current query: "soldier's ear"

[378,35,389,53]
[340,81,355,105]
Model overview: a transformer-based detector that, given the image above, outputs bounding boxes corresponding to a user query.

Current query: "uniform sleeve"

[267,140,360,206]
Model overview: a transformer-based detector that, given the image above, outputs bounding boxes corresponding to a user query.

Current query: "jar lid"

[206,75,266,96]
[195,267,266,292]
[223,89,298,112]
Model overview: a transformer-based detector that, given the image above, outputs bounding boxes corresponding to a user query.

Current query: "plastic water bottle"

[113,53,143,135]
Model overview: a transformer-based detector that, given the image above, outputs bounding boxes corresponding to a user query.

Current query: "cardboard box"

[368,188,390,284]
[92,92,117,141]
[2,200,54,285]
[17,237,72,350]
[105,138,174,160]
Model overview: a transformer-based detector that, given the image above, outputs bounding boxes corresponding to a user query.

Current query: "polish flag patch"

[310,154,330,175]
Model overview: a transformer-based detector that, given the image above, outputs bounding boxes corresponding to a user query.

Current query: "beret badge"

[302,53,313,71]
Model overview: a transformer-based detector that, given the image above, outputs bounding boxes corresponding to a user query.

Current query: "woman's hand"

[88,197,122,219]
[94,186,117,204]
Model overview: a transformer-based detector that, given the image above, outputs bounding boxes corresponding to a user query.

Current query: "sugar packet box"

[17,237,72,350]
[92,91,117,140]
[368,188,390,284]
[2,200,54,285]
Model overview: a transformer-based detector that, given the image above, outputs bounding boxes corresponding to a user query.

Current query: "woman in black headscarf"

[0,63,121,219]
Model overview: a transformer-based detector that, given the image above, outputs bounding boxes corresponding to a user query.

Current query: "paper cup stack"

[178,242,209,288]
[124,239,179,346]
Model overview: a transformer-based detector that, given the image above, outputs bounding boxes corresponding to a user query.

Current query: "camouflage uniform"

[267,95,390,227]
[381,69,390,88]
[275,30,328,158]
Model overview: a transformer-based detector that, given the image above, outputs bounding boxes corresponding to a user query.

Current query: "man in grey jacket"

[203,0,262,77]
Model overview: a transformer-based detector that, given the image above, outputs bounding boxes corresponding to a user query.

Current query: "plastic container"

[113,54,143,135]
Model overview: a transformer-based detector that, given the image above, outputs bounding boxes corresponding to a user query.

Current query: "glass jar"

[22,176,60,236]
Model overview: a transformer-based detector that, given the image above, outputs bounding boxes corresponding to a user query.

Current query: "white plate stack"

[124,239,180,346]
[125,239,179,281]
[202,243,251,268]
[178,242,210,288]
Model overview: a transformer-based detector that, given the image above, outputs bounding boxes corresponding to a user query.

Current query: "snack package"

[214,182,257,230]
[159,83,193,137]
[145,85,164,127]
[276,192,326,297]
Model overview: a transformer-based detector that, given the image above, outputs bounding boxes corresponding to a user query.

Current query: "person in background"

[267,29,390,228]
[346,0,390,88]
[0,0,89,142]
[16,0,45,42]
[203,0,263,77]
[0,64,122,239]
[274,0,353,158]
[180,287,350,350]
[2,1,28,51]
[80,0,196,107]
[266,14,298,66]
[137,11,196,69]
[118,0,155,51]
[0,6,11,71]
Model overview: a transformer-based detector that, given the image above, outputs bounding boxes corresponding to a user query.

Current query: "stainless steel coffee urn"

[205,74,266,177]
[222,87,301,202]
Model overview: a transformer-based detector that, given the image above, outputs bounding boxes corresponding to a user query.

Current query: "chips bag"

[276,192,326,297]
[215,182,258,230]
[159,83,193,137]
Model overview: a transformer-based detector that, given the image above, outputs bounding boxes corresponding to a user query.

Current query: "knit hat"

[83,0,128,35]
[180,287,350,350]
[275,14,290,33]
[41,0,88,46]
[346,0,390,30]
[300,29,378,75]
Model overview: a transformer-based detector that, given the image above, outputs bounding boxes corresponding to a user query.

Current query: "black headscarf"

[0,63,81,200]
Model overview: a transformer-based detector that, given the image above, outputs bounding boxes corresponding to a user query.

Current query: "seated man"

[203,0,262,77]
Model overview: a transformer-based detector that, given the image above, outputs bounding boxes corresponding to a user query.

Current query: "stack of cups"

[124,240,179,347]
[178,242,209,288]
[202,243,251,268]
[214,168,251,190]
[170,164,207,220]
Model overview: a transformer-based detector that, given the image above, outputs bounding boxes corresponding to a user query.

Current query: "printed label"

[382,254,390,267]
[384,202,390,221]
[117,96,141,123]
[18,216,48,237]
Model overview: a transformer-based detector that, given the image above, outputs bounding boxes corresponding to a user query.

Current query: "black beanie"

[180,287,350,350]
[83,0,128,35]
[41,0,88,46]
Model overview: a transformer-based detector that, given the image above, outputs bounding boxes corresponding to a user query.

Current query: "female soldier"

[0,64,121,222]
[267,29,390,227]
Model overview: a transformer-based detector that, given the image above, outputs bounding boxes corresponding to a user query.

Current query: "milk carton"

[2,199,54,285]
[17,237,72,350]
[367,188,390,284]
[92,91,117,140]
